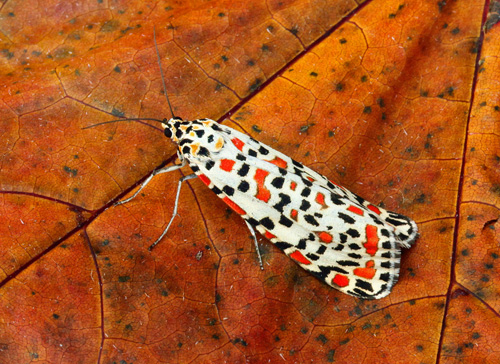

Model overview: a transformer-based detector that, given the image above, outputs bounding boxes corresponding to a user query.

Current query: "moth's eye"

[164,128,173,138]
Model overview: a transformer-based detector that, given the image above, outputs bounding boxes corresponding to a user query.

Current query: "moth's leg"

[148,173,197,251]
[116,154,186,206]
[244,220,264,270]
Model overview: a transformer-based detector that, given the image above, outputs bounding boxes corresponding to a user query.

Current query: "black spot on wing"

[338,212,355,224]
[273,193,291,213]
[260,217,275,230]
[211,185,222,195]
[279,215,293,227]
[379,273,391,282]
[274,241,292,250]
[271,177,285,188]
[346,228,360,238]
[330,193,345,205]
[355,279,373,292]
[300,200,311,211]
[238,181,250,192]
[316,245,327,255]
[205,160,215,170]
[238,164,250,177]
[386,217,406,226]
[304,214,319,226]
[258,146,269,155]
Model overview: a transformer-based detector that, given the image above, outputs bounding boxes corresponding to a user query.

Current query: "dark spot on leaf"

[100,19,120,32]
[465,231,475,239]
[113,66,121,73]
[310,71,318,77]
[327,350,335,362]
[111,108,125,117]
[362,322,372,330]
[289,26,299,35]
[249,78,262,92]
[118,276,131,282]
[63,166,78,177]
[470,39,480,54]
[316,334,328,343]
[438,1,447,12]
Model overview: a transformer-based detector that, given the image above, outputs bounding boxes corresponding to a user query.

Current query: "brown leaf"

[0,0,497,363]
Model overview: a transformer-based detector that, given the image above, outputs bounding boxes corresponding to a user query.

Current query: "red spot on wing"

[307,176,314,182]
[332,274,349,287]
[268,157,288,169]
[367,204,381,215]
[198,174,211,186]
[354,260,376,279]
[318,232,333,243]
[265,231,276,239]
[254,169,271,202]
[290,181,297,191]
[220,159,236,172]
[291,209,298,220]
[364,225,379,256]
[347,205,364,216]
[231,138,245,151]
[290,250,311,265]
[315,192,326,207]
[222,197,246,215]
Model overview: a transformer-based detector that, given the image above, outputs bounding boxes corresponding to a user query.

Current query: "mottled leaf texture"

[0,0,497,363]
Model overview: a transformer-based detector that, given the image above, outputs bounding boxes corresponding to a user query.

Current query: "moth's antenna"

[153,27,176,119]
[82,118,165,129]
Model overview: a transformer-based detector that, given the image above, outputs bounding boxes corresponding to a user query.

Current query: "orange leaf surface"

[0,0,498,363]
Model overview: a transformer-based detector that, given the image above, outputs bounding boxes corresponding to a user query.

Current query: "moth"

[86,31,418,299]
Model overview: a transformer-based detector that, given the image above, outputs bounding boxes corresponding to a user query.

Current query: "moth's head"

[163,118,226,160]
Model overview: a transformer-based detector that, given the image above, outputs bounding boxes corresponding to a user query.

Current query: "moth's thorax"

[163,117,226,160]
